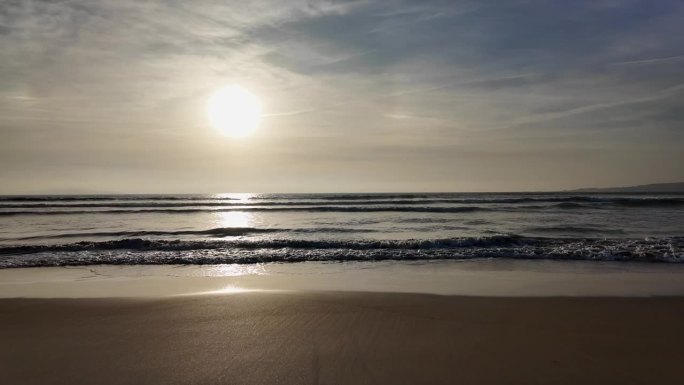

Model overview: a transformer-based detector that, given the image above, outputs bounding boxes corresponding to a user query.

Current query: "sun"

[207,85,262,137]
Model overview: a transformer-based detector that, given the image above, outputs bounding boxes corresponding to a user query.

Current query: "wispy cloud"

[1,0,683,192]
[611,54,684,66]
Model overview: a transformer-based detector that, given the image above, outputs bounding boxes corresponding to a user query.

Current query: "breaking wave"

[12,226,380,240]
[526,225,625,234]
[1,196,681,216]
[12,227,282,240]
[1,236,682,267]
[0,196,240,202]
[0,206,489,216]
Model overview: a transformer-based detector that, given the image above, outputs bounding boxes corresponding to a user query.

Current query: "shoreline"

[3,259,684,298]
[2,292,684,384]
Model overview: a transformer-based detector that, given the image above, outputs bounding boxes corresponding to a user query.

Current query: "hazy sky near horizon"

[1,0,683,193]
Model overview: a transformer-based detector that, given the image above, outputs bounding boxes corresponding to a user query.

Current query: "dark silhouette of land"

[568,182,684,193]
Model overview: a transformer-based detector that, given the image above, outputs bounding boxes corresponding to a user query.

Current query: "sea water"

[0,193,682,268]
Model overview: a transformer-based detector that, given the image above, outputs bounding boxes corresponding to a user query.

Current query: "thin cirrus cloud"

[0,0,682,193]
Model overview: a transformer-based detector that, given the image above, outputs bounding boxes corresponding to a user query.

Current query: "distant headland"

[567,182,684,193]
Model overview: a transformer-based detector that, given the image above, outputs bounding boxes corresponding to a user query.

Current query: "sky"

[1,0,683,193]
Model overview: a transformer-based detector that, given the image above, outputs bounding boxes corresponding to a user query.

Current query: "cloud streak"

[0,0,683,193]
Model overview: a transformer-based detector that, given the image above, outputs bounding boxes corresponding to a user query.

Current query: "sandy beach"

[1,292,683,385]
[3,261,684,384]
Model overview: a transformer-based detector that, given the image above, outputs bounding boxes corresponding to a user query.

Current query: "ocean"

[0,193,682,268]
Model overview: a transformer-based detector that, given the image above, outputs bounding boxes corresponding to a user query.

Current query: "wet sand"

[2,292,684,385]
[5,260,684,298]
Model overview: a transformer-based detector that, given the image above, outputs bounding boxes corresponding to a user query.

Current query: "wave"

[1,236,681,267]
[0,206,489,216]
[0,195,239,202]
[395,217,459,224]
[0,200,429,209]
[610,198,684,207]
[12,226,380,240]
[526,225,625,234]
[0,199,502,209]
[496,196,684,206]
[0,235,528,255]
[552,202,593,209]
[0,194,461,202]
[256,194,450,200]
[13,227,283,240]
[1,196,681,209]
[524,198,684,210]
[2,198,681,217]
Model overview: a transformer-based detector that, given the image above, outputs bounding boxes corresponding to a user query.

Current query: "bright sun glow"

[208,85,262,137]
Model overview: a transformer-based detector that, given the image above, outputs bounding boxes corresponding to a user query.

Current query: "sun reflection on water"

[215,211,252,228]
[182,285,283,296]
[201,285,251,294]
[200,264,267,277]
[213,193,255,202]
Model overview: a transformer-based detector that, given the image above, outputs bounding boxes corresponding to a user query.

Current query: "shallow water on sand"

[4,260,684,297]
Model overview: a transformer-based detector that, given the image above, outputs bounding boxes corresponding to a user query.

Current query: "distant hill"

[568,182,684,193]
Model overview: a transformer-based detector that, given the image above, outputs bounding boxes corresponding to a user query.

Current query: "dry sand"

[2,292,684,385]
